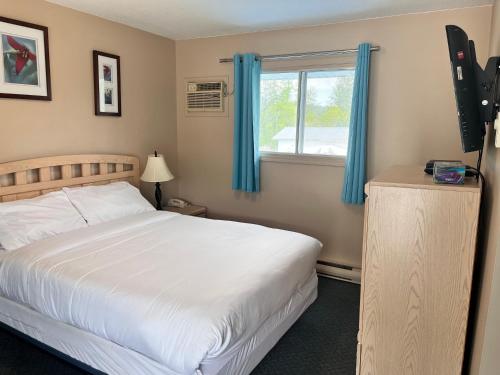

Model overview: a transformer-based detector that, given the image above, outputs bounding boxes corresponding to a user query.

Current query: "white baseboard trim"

[316,261,361,284]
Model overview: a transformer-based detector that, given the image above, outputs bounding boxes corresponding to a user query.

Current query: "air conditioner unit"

[186,81,226,112]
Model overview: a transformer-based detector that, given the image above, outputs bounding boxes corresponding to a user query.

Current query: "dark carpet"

[0,277,360,375]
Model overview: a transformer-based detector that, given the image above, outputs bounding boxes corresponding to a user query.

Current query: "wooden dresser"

[356,166,481,375]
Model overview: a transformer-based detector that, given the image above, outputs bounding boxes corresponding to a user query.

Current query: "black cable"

[476,146,483,182]
[466,165,485,189]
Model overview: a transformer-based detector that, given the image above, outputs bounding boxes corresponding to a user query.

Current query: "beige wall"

[175,6,492,266]
[2,1,499,370]
[471,1,500,374]
[0,0,178,203]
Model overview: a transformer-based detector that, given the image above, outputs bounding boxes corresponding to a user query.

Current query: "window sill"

[259,152,346,167]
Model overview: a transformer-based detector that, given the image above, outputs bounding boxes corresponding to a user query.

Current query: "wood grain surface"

[0,154,140,202]
[358,167,481,375]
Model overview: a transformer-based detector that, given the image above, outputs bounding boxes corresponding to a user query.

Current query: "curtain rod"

[219,46,380,63]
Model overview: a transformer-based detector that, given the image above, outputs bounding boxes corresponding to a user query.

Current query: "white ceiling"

[47,0,493,40]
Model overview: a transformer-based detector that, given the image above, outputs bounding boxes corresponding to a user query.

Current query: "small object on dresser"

[432,161,465,184]
[424,160,461,175]
[140,151,174,210]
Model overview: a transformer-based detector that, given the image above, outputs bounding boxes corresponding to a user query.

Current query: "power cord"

[465,164,485,190]
[476,146,483,182]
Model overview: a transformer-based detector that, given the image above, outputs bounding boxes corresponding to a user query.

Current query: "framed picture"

[93,50,121,116]
[0,16,51,100]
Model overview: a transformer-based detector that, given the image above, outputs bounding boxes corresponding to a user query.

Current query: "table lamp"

[141,151,174,210]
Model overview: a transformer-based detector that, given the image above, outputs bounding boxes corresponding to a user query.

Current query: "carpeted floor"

[0,277,360,375]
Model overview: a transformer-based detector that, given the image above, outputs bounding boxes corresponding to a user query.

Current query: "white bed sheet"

[0,211,321,375]
[0,270,317,375]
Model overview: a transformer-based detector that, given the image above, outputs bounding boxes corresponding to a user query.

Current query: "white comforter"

[0,211,321,374]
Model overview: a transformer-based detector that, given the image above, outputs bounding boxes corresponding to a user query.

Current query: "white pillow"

[0,191,88,251]
[63,182,155,225]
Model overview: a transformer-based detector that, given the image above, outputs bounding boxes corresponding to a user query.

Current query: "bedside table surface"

[165,205,206,216]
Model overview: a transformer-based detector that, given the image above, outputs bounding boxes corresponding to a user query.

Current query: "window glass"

[259,69,355,158]
[259,72,299,153]
[303,70,355,156]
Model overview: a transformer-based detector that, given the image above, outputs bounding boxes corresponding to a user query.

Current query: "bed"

[0,154,321,375]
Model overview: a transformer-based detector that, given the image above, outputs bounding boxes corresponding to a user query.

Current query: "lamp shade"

[141,154,174,183]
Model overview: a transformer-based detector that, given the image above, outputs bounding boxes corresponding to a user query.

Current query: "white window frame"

[259,65,355,167]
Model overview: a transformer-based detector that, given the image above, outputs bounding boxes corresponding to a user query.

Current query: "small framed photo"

[93,50,121,116]
[0,16,51,100]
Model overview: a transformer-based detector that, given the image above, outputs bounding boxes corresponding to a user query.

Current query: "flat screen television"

[445,25,485,153]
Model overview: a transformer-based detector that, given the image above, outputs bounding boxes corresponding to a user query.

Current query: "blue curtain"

[342,43,371,204]
[232,53,261,192]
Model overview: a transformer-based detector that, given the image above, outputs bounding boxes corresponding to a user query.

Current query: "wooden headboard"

[0,154,140,203]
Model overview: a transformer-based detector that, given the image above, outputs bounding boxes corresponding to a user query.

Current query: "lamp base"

[155,182,163,210]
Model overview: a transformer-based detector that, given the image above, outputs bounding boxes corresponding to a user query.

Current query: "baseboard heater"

[316,260,361,284]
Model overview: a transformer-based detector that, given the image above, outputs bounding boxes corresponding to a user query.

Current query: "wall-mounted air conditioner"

[186,81,226,112]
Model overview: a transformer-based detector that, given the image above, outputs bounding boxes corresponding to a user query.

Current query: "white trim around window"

[259,65,355,163]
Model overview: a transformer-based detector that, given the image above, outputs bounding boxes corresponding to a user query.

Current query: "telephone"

[167,198,191,208]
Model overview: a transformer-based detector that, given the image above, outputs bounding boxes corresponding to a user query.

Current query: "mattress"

[0,211,321,374]
[0,270,317,375]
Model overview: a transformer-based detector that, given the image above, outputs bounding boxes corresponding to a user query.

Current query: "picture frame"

[0,16,51,101]
[93,50,121,116]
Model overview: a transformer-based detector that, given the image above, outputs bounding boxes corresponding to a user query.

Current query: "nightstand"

[164,205,207,217]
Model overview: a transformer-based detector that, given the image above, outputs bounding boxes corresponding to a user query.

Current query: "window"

[259,69,355,158]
